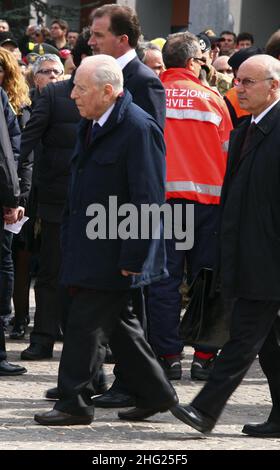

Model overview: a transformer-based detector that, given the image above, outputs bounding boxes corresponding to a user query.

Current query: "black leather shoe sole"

[93,393,136,408]
[118,405,171,421]
[242,423,280,438]
[21,351,53,361]
[170,405,214,433]
[34,413,93,426]
[0,367,27,376]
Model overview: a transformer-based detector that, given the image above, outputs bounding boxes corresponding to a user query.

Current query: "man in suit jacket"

[168,55,280,437]
[33,55,186,426]
[88,3,165,129]
[88,3,166,408]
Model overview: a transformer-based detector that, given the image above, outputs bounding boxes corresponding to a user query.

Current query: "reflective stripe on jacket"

[161,68,232,204]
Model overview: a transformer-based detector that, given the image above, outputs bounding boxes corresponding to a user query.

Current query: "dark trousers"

[55,289,176,416]
[31,220,65,346]
[147,200,220,356]
[192,298,280,422]
[0,221,6,360]
[112,287,146,389]
[0,230,14,316]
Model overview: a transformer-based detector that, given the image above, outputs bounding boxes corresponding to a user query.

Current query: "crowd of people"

[1,4,280,437]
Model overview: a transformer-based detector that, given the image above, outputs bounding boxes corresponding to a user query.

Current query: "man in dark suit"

[88,3,165,129]
[33,55,186,426]
[167,54,280,437]
[88,3,166,408]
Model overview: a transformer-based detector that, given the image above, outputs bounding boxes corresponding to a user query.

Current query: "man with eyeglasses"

[18,52,77,362]
[33,54,64,93]
[224,46,263,127]
[172,54,280,438]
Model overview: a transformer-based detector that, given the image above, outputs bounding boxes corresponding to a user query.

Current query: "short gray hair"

[81,55,123,94]
[33,54,64,75]
[162,31,200,69]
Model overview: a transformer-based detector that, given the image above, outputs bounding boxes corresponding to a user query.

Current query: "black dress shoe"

[170,404,215,433]
[242,421,280,437]
[45,379,108,401]
[34,409,93,426]
[21,343,53,360]
[45,387,60,400]
[118,400,177,421]
[93,389,136,408]
[9,323,26,340]
[0,360,27,376]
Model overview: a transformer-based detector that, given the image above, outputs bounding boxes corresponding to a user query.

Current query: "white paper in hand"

[4,216,29,234]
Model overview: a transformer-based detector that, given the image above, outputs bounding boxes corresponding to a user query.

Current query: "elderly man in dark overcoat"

[33,55,188,426]
[170,54,280,437]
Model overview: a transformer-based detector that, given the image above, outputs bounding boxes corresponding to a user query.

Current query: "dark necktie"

[241,121,257,156]
[86,122,101,146]
[91,122,101,140]
[230,122,257,176]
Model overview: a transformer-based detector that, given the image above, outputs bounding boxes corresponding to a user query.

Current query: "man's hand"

[3,206,25,224]
[121,270,141,277]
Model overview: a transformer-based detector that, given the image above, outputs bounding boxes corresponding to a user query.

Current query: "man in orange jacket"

[147,31,232,381]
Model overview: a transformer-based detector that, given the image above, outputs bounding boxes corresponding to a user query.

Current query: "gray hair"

[162,31,200,69]
[137,41,161,62]
[81,55,123,94]
[32,54,64,75]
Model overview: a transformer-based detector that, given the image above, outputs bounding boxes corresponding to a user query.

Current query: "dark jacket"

[220,101,280,300]
[61,90,166,290]
[0,88,20,208]
[123,56,166,129]
[20,76,80,222]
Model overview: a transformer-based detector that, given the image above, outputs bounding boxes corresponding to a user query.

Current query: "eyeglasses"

[233,77,273,88]
[192,57,206,64]
[36,68,63,76]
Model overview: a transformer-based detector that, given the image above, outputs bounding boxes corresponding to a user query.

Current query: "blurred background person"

[66,30,79,50]
[236,32,254,49]
[219,30,237,56]
[266,29,280,60]
[212,55,233,78]
[0,47,31,332]
[49,19,69,51]
[137,42,165,76]
[0,19,9,32]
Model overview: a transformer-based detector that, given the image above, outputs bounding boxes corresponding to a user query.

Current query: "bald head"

[71,54,124,120]
[239,54,280,82]
[212,55,233,75]
[236,54,280,117]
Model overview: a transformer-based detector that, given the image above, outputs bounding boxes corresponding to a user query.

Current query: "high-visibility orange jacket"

[161,68,233,204]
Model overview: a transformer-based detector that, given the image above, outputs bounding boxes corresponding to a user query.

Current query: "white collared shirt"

[93,103,115,128]
[116,49,137,70]
[252,98,280,124]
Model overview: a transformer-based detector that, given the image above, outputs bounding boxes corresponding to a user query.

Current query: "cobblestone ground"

[0,290,279,450]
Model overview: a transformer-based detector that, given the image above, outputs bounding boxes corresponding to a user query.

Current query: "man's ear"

[103,83,114,101]
[270,78,280,92]
[187,57,195,72]
[119,34,129,46]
